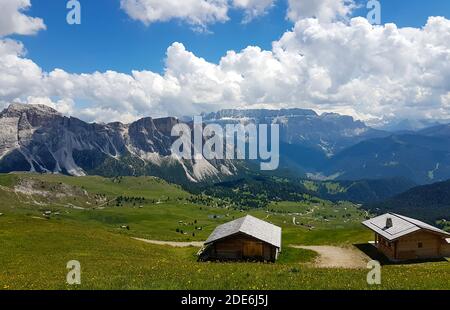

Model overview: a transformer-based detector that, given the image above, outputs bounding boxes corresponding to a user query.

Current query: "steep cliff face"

[0,103,237,182]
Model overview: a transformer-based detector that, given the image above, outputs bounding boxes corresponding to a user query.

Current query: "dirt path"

[291,245,369,269]
[132,237,204,248]
[133,238,368,268]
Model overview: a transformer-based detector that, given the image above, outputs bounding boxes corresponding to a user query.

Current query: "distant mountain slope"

[418,123,450,137]
[199,175,415,209]
[200,176,313,209]
[302,178,417,204]
[377,118,446,132]
[324,134,450,184]
[369,179,450,223]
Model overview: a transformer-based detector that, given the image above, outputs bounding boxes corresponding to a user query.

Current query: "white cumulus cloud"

[287,0,356,22]
[120,0,230,30]
[232,0,275,22]
[120,0,276,29]
[0,0,46,36]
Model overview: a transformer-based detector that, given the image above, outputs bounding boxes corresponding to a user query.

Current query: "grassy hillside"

[302,178,416,203]
[1,214,448,290]
[200,175,416,212]
[1,173,448,290]
[0,173,370,243]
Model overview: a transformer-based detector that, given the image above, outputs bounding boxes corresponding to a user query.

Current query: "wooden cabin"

[363,213,450,261]
[198,215,282,262]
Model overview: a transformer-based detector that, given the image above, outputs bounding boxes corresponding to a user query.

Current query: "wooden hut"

[198,215,282,262]
[363,213,450,261]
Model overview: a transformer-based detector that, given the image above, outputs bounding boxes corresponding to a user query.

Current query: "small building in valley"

[362,213,450,261]
[198,215,282,262]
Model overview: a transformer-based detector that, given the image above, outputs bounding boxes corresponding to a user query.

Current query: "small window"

[418,242,423,248]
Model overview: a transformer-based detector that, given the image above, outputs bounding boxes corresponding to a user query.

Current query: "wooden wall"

[440,240,450,257]
[396,231,441,260]
[204,233,278,262]
[376,230,448,261]
[375,234,396,260]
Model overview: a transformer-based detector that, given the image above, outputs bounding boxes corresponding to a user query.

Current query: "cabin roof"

[362,213,450,241]
[205,215,282,248]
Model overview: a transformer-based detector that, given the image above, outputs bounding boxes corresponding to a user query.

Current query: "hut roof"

[362,213,450,241]
[205,215,282,248]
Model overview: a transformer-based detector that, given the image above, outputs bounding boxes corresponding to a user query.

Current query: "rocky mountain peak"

[202,108,318,121]
[1,103,62,129]
[1,103,60,118]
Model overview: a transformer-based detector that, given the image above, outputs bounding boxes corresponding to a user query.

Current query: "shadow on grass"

[354,243,448,266]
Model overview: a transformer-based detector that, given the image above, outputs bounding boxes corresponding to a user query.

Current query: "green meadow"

[0,173,448,290]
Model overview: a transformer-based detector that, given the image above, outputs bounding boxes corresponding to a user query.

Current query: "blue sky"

[16,0,450,75]
[16,0,290,74]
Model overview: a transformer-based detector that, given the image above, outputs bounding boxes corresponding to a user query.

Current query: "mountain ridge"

[2,103,450,186]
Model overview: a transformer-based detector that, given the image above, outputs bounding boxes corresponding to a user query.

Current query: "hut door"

[243,242,263,257]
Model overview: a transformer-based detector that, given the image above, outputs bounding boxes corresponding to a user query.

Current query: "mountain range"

[0,103,238,183]
[2,103,450,185]
[204,109,450,184]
